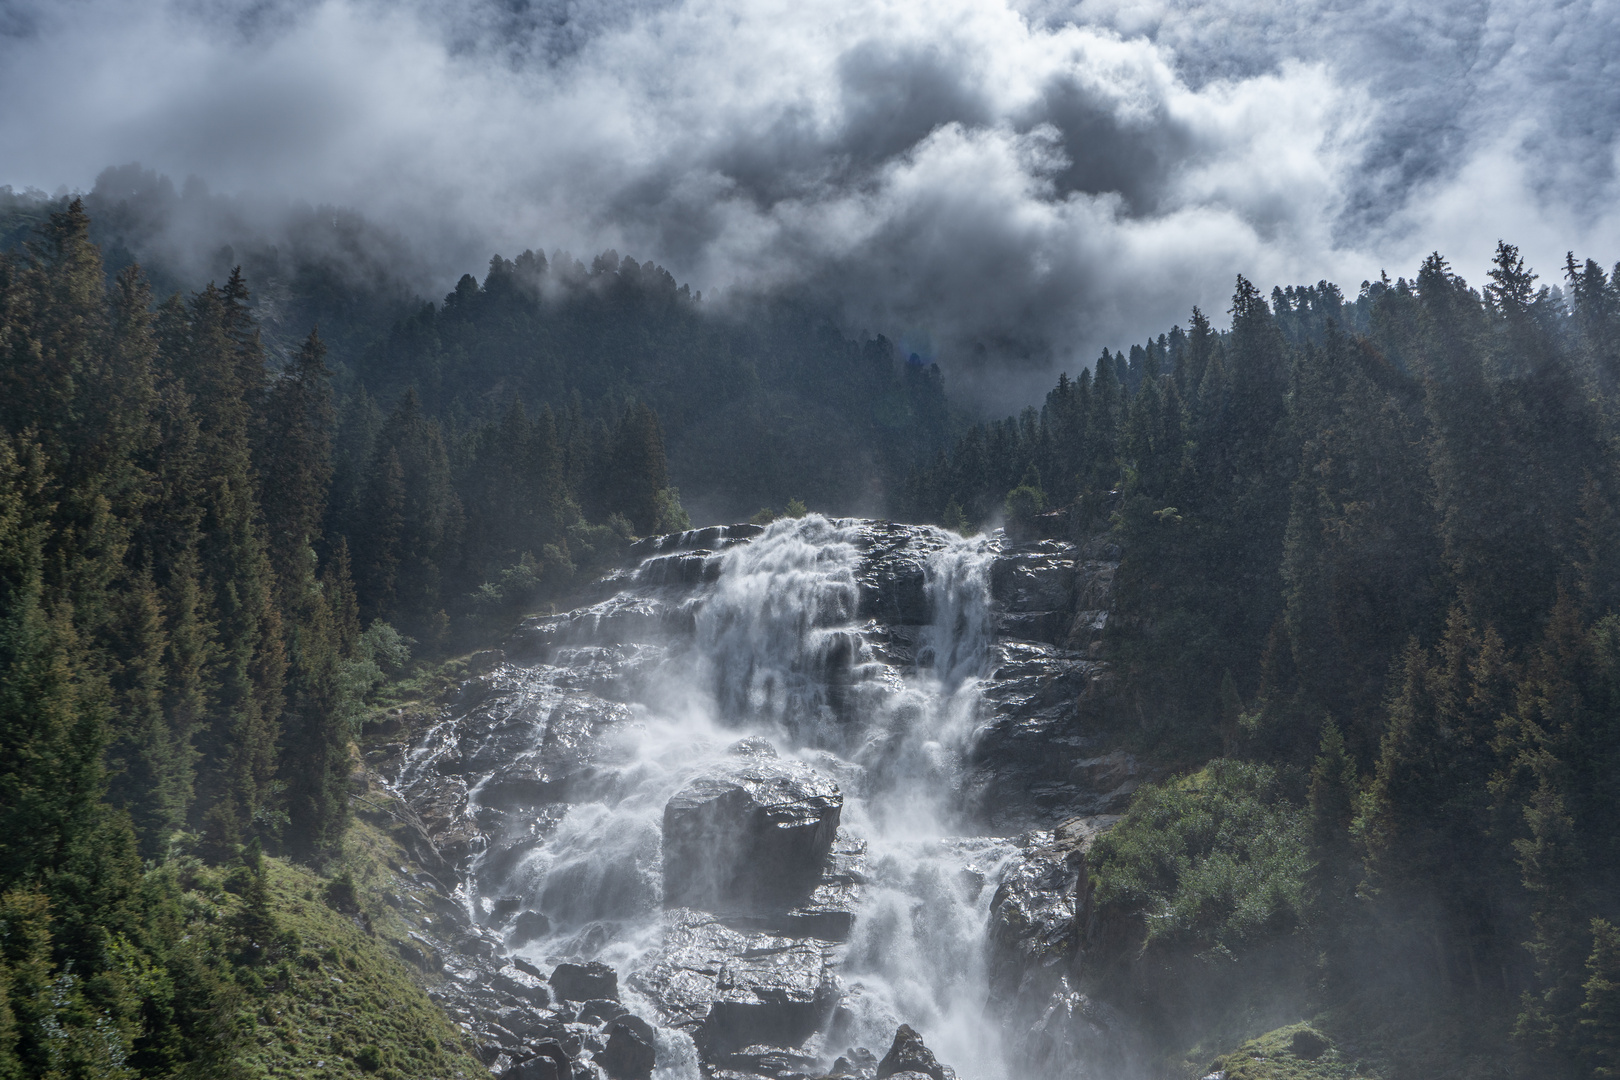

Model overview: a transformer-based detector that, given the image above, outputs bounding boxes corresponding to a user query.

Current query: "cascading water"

[433,514,1109,1080]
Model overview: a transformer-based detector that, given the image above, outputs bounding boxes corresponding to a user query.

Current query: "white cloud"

[2,0,1617,410]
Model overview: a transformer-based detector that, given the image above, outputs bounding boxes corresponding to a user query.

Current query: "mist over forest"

[3,2,1620,1080]
[7,0,1620,408]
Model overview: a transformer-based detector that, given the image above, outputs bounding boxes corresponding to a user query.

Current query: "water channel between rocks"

[384,515,1140,1080]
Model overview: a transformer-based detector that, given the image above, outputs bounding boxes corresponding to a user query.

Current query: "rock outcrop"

[984,817,1146,1080]
[875,1025,956,1080]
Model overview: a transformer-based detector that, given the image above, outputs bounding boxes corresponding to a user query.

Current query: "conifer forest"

[4,2,1620,1078]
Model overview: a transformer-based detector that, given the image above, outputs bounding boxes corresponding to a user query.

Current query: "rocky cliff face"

[367,516,1143,1080]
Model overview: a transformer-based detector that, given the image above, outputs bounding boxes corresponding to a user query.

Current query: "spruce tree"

[175,284,286,852]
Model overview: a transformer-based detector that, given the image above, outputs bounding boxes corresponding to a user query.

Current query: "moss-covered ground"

[1181,1021,1384,1080]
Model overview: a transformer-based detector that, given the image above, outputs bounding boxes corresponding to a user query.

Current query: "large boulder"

[502,1040,572,1080]
[706,938,837,1055]
[551,961,619,1002]
[663,760,842,913]
[875,1025,955,1080]
[597,1015,657,1080]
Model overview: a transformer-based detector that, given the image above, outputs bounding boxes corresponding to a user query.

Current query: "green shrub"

[1003,482,1047,541]
[324,870,362,915]
[1090,759,1310,959]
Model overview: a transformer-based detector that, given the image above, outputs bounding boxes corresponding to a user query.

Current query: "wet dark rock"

[875,1025,954,1080]
[854,522,949,626]
[986,819,1109,1004]
[598,1015,657,1080]
[485,894,524,920]
[468,648,507,673]
[663,760,842,913]
[705,937,838,1055]
[394,940,431,970]
[990,540,1076,645]
[967,679,1142,832]
[539,1023,585,1058]
[498,1006,554,1042]
[636,550,723,588]
[492,964,551,1006]
[1017,981,1137,1080]
[628,523,763,560]
[459,931,500,959]
[780,831,865,941]
[503,1039,573,1080]
[511,596,676,660]
[728,736,778,758]
[841,1047,878,1075]
[552,961,619,1002]
[711,1043,820,1079]
[987,820,1147,1080]
[576,999,627,1026]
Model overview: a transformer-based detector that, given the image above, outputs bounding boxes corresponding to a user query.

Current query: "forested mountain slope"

[907,248,1620,1076]
[4,184,1620,1078]
[2,169,958,525]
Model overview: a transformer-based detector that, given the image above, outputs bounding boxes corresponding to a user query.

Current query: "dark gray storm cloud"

[2,0,1618,409]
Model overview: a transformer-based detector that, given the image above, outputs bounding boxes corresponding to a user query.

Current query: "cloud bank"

[3,0,1618,407]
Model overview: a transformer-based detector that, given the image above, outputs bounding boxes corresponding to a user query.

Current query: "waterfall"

[465,515,1026,1080]
[692,514,864,744]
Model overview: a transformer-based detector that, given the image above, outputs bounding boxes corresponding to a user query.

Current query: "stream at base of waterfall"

[382,516,1144,1080]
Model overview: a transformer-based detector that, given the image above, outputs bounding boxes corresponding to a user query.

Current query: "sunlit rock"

[629,908,840,1058]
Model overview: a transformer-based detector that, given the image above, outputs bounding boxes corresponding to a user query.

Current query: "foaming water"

[834,530,1013,1079]
[471,516,1017,1079]
[694,515,864,744]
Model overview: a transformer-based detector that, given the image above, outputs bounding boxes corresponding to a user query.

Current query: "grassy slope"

[217,824,491,1080]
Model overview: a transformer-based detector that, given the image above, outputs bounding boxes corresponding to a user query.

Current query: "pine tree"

[605,402,670,535]
[0,438,108,888]
[175,284,286,853]
[1584,918,1620,1077]
[278,585,348,863]
[1309,719,1360,980]
[261,329,335,605]
[353,390,460,634]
